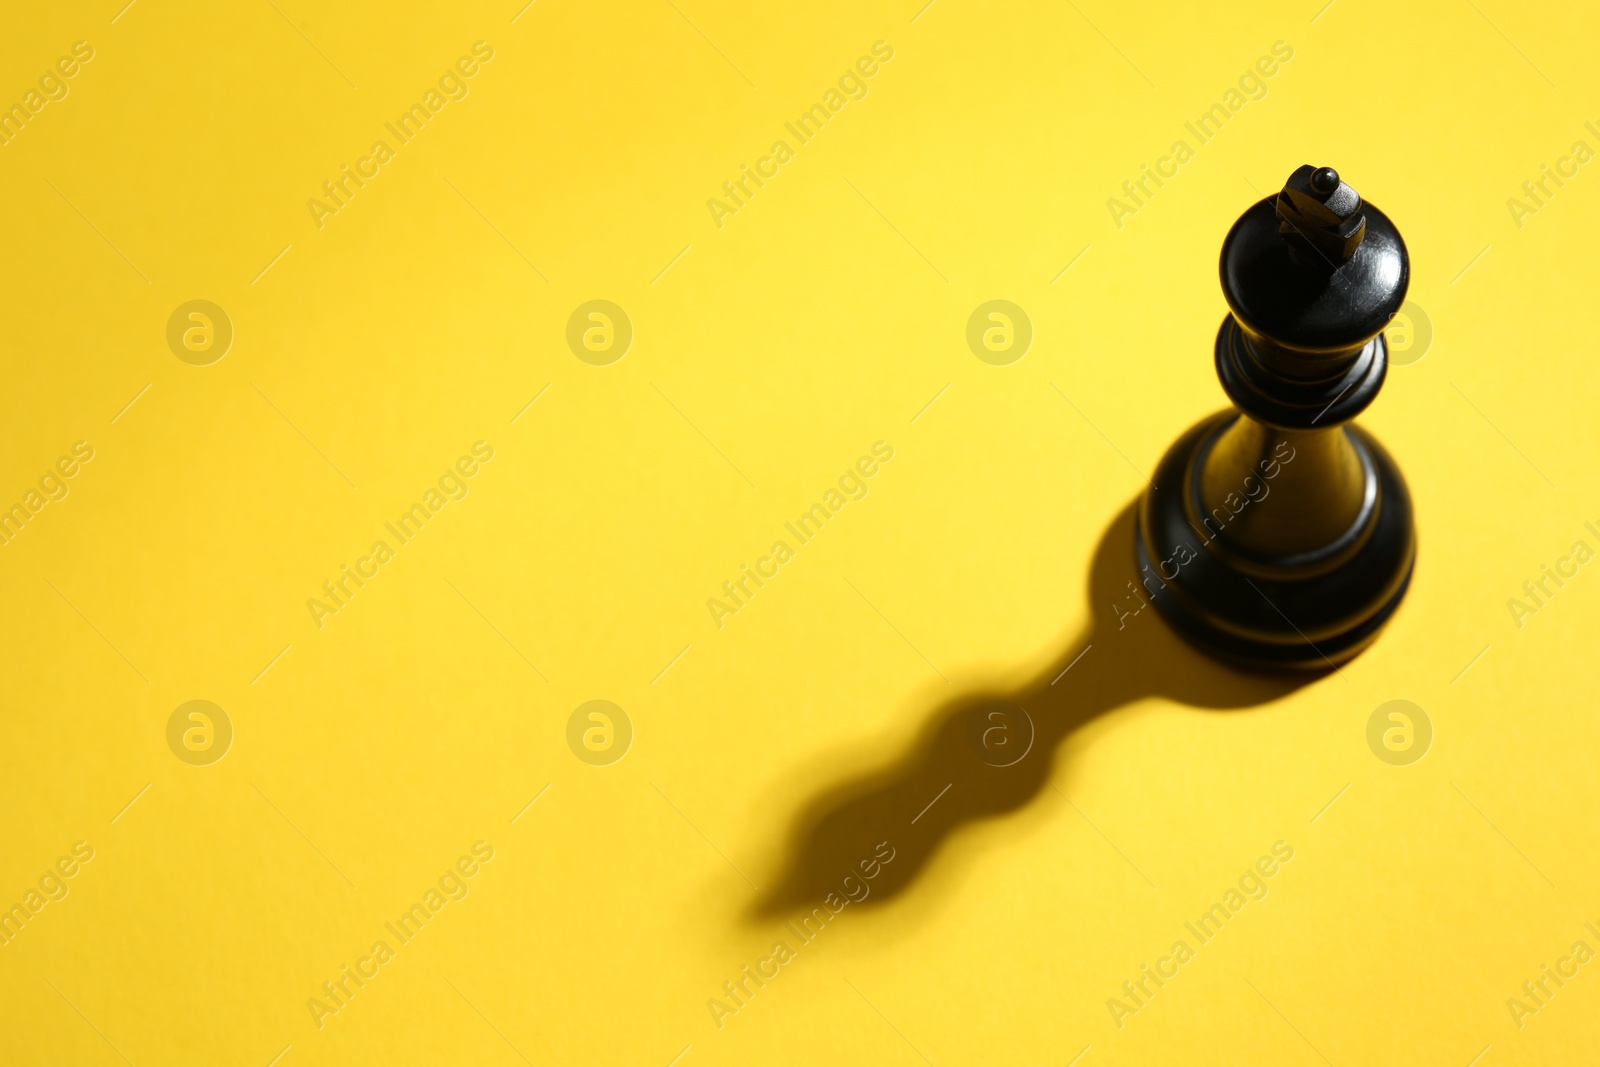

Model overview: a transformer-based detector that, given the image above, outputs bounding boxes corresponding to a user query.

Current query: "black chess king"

[1137,164,1416,670]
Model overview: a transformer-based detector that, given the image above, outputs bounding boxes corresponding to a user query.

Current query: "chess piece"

[1137,165,1415,670]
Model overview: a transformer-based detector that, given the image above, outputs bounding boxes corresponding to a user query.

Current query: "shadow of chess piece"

[749,501,1307,919]
[1138,164,1417,670]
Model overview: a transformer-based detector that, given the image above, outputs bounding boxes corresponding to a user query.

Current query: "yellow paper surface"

[1,2,1597,1064]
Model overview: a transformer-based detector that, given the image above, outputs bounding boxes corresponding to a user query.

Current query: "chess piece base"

[1136,411,1415,671]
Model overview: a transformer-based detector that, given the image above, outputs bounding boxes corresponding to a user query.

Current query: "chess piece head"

[1218,164,1408,430]
[1136,164,1417,670]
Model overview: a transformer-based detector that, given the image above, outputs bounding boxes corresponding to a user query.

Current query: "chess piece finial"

[1276,163,1366,265]
[1135,164,1416,669]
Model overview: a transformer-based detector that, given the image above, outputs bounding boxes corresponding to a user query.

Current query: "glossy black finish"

[1214,316,1388,430]
[1222,198,1407,354]
[1137,167,1417,671]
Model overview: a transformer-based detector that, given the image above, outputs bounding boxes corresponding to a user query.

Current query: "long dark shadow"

[750,498,1313,918]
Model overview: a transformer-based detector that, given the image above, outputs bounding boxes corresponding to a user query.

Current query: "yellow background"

[2,0,1598,1063]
